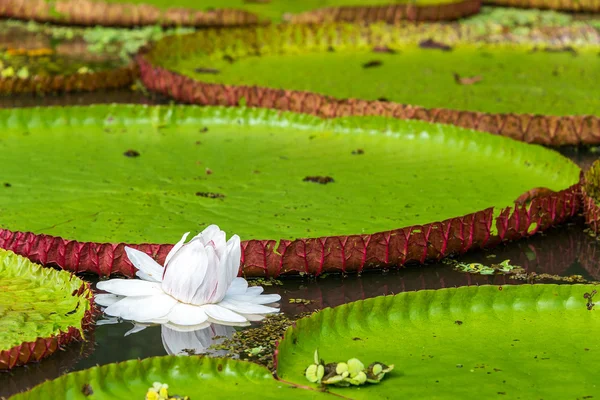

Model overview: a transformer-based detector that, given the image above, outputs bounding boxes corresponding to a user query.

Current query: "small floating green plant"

[305,350,394,387]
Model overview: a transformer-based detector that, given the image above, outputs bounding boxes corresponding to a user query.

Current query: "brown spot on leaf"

[195,67,220,74]
[82,383,93,396]
[544,46,577,55]
[419,39,452,51]
[205,168,213,175]
[200,127,209,133]
[352,337,362,341]
[363,60,382,68]
[453,73,482,85]
[196,192,225,199]
[454,320,463,325]
[217,364,223,372]
[303,176,334,184]
[3,182,11,187]
[223,55,235,63]
[351,149,364,155]
[377,97,389,102]
[372,46,396,54]
[123,149,140,158]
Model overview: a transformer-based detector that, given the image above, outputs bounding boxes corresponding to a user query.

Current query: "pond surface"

[0,91,598,399]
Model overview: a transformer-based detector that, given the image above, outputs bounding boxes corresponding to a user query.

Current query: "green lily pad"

[139,24,600,145]
[484,0,600,13]
[3,0,479,27]
[276,284,600,399]
[0,249,93,370]
[0,105,579,276]
[10,356,332,399]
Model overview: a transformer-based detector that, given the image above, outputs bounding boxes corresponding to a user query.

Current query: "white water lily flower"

[95,225,281,326]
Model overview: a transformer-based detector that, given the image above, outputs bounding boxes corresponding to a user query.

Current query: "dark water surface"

[0,92,599,398]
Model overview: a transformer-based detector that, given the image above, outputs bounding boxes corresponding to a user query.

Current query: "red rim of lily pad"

[0,182,581,278]
[0,0,261,27]
[136,25,600,147]
[0,251,96,370]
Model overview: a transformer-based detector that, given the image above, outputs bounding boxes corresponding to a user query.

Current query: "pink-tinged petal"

[225,293,281,305]
[189,245,220,304]
[95,294,124,307]
[125,247,163,283]
[167,303,209,326]
[202,304,248,324]
[218,299,279,315]
[193,225,226,258]
[165,232,190,267]
[96,279,163,297]
[226,277,249,296]
[104,294,178,322]
[162,240,208,304]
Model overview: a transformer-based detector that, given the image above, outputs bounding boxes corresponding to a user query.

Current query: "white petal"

[166,302,209,326]
[163,321,212,332]
[225,235,242,286]
[125,247,164,282]
[104,294,177,322]
[95,317,119,326]
[124,323,150,336]
[96,279,163,297]
[165,232,190,267]
[202,304,248,324]
[226,277,249,296]
[162,240,209,304]
[226,293,282,305]
[245,286,264,296]
[95,294,124,307]
[188,245,220,304]
[218,299,279,315]
[239,313,268,322]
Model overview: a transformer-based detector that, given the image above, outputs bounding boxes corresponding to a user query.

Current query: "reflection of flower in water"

[96,318,236,356]
[161,324,235,356]
[95,225,281,328]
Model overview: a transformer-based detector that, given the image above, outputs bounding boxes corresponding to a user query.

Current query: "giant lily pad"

[0,249,94,370]
[10,356,333,399]
[0,105,580,277]
[275,284,600,398]
[138,24,600,146]
[484,0,600,12]
[0,0,480,27]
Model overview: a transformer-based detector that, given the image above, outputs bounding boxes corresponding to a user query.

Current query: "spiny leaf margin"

[0,249,95,370]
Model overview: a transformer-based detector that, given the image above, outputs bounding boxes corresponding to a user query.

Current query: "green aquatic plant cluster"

[453,259,524,275]
[305,349,394,386]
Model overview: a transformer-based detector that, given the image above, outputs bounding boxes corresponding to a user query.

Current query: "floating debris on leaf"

[419,39,452,51]
[123,149,140,157]
[453,73,483,85]
[195,192,225,199]
[303,176,334,184]
[453,259,524,276]
[584,290,597,311]
[351,149,364,155]
[305,349,394,387]
[362,60,383,68]
[81,383,93,396]
[194,67,220,74]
